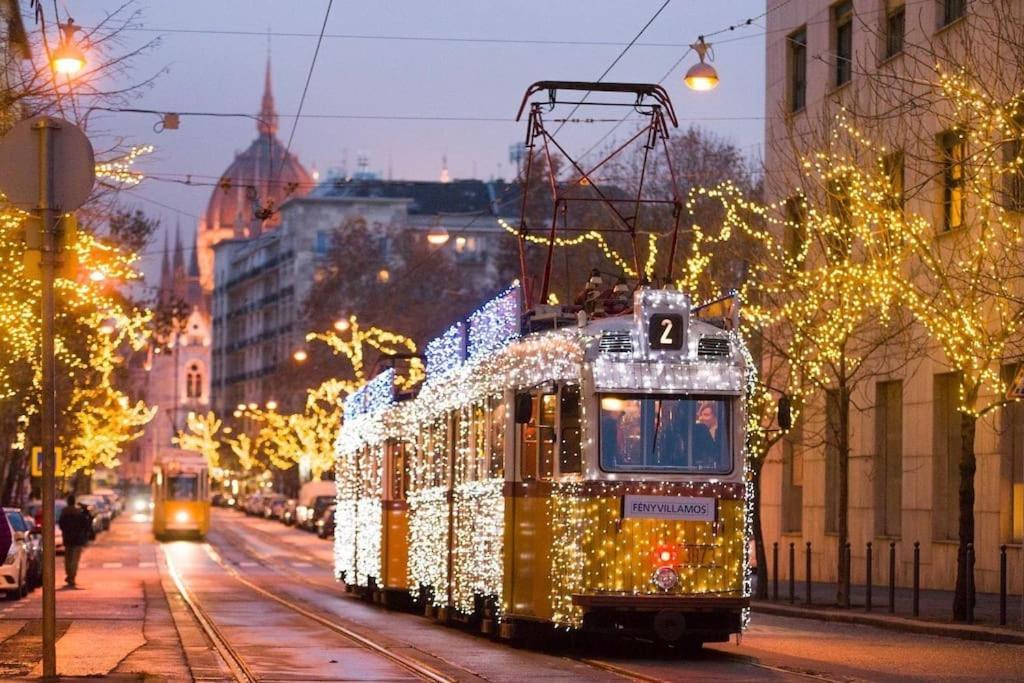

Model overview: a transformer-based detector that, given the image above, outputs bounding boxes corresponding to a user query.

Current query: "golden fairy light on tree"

[173,411,223,469]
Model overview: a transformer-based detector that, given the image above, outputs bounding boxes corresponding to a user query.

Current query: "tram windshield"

[166,474,199,501]
[599,395,732,474]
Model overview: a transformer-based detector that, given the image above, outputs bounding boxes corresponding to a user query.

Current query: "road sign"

[0,116,95,211]
[30,446,64,477]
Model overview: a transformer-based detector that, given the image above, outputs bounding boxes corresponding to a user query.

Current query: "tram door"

[510,386,572,618]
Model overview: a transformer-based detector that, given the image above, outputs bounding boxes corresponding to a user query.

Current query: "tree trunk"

[836,383,851,607]
[751,455,769,599]
[953,411,977,622]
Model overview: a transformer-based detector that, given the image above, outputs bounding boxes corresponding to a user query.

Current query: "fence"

[766,540,1020,626]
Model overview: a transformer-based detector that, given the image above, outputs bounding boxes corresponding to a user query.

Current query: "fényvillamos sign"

[622,495,716,521]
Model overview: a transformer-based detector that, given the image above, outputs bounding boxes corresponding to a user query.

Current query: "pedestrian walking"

[58,494,91,587]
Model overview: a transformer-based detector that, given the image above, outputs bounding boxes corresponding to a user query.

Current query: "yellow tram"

[152,454,211,540]
[336,284,753,646]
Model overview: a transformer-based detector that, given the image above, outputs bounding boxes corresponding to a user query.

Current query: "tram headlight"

[652,566,679,592]
[175,510,190,524]
[133,499,146,512]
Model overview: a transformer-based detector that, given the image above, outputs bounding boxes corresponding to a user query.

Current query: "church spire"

[158,230,171,301]
[172,221,185,276]
[257,51,278,136]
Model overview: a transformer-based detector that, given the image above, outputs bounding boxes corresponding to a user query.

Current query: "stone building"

[210,175,516,418]
[127,57,311,483]
[761,0,1023,595]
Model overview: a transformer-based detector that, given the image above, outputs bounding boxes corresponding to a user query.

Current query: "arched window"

[186,363,203,399]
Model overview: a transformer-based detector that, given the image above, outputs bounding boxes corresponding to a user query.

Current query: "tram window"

[520,393,556,480]
[559,385,582,475]
[167,474,198,501]
[488,396,505,478]
[599,395,732,474]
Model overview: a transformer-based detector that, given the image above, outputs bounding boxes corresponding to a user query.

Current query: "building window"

[940,131,966,231]
[883,151,905,210]
[186,363,203,399]
[788,27,807,113]
[784,195,807,266]
[1001,119,1024,211]
[940,0,966,27]
[782,425,803,533]
[874,380,902,537]
[825,389,841,534]
[1001,365,1024,543]
[833,1,854,87]
[933,372,962,541]
[884,2,905,58]
[314,230,330,255]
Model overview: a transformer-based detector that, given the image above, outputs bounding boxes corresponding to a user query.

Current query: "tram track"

[160,539,455,682]
[212,514,849,682]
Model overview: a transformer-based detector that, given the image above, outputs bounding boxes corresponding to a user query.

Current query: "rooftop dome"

[203,57,313,237]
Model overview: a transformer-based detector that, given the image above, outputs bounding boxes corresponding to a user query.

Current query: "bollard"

[966,543,975,625]
[866,542,873,612]
[888,541,896,614]
[789,542,796,604]
[913,541,920,617]
[773,542,779,601]
[805,541,812,605]
[1000,544,1007,626]
[843,543,852,608]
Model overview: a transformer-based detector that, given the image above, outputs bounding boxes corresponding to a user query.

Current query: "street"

[2,510,1021,681]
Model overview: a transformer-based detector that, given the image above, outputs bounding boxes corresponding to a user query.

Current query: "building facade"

[761,0,1023,595]
[210,176,515,418]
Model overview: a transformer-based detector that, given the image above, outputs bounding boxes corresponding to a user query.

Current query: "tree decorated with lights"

[173,411,223,469]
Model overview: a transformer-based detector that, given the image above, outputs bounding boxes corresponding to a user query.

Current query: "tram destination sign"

[622,495,716,522]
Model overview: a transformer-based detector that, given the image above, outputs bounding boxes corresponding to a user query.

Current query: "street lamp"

[52,20,86,76]
[293,349,308,363]
[684,37,718,91]
[427,226,450,246]
[266,400,278,411]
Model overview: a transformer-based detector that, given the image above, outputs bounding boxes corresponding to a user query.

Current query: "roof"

[310,178,521,218]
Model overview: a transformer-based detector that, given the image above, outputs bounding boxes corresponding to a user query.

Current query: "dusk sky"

[72,1,767,280]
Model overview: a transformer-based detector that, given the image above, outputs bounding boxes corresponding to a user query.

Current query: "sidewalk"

[753,578,1024,645]
[0,513,194,680]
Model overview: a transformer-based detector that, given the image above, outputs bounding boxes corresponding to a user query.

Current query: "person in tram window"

[692,401,721,470]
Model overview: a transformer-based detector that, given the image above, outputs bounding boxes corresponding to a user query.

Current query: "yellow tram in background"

[336,283,753,647]
[152,453,210,540]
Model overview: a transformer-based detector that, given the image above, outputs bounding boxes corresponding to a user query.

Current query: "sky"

[66,0,767,281]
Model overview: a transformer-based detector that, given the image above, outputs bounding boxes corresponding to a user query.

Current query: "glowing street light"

[293,349,308,363]
[266,400,278,411]
[426,226,450,246]
[53,20,86,76]
[333,318,350,332]
[684,38,719,92]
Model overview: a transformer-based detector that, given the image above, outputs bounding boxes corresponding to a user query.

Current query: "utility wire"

[552,0,672,137]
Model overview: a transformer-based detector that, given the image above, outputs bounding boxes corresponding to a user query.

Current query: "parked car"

[316,504,336,539]
[77,495,111,531]
[281,499,298,526]
[1,509,31,599]
[92,488,123,515]
[243,493,265,516]
[5,509,40,589]
[296,480,336,531]
[23,500,65,554]
[264,496,287,520]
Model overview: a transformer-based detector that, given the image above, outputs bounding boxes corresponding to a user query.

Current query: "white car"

[0,511,30,600]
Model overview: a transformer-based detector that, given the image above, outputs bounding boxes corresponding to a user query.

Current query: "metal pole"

[1000,544,1007,626]
[772,542,778,601]
[805,541,812,605]
[34,117,58,680]
[888,541,896,614]
[788,542,795,604]
[843,543,852,609]
[866,542,873,612]
[913,541,920,617]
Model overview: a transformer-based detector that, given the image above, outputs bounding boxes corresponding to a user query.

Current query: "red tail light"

[652,543,678,567]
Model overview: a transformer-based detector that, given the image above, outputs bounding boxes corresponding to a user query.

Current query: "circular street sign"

[0,116,95,211]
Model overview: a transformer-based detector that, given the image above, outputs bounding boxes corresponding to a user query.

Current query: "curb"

[753,601,1024,645]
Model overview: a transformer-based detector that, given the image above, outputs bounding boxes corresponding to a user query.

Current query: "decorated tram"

[335,282,753,646]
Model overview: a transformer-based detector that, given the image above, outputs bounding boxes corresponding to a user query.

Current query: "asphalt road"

[204,508,1024,681]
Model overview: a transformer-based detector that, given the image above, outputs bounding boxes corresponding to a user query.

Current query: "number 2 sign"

[649,313,684,350]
